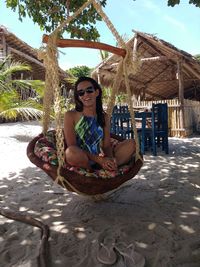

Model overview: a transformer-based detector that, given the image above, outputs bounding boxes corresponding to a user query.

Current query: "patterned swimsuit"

[75,116,103,155]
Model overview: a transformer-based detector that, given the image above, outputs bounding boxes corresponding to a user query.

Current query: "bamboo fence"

[133,99,200,137]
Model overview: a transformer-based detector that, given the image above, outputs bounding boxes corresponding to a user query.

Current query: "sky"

[1,0,200,70]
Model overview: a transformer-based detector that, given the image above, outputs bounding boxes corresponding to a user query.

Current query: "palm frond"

[0,107,43,121]
[0,80,13,91]
[2,64,31,77]
[0,91,19,112]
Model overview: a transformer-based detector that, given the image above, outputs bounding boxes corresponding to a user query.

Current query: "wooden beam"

[1,32,7,57]
[108,56,175,68]
[144,65,171,86]
[148,77,199,85]
[145,89,167,99]
[183,63,200,80]
[177,61,184,102]
[99,68,145,85]
[9,47,44,67]
[177,60,185,129]
[42,34,126,58]
[133,34,138,60]
[137,35,166,56]
[141,55,176,62]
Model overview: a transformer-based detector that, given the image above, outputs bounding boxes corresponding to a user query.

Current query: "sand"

[0,121,200,267]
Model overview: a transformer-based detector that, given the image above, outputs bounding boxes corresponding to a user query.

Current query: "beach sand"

[0,121,200,267]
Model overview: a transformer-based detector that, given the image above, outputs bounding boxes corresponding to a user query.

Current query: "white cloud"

[163,15,186,32]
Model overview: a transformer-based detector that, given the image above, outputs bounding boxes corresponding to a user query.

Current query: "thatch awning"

[92,31,200,101]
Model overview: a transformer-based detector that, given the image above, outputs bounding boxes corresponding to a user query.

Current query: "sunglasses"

[77,86,96,97]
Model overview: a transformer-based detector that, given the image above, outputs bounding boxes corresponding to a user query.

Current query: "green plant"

[0,57,44,122]
[6,0,107,40]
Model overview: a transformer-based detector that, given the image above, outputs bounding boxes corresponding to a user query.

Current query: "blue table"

[135,111,152,154]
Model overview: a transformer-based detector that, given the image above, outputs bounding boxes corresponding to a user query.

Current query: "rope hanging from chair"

[38,0,142,194]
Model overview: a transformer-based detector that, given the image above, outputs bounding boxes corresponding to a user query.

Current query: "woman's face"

[76,81,99,107]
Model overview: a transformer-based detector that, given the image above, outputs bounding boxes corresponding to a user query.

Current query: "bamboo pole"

[177,60,185,133]
[141,55,175,62]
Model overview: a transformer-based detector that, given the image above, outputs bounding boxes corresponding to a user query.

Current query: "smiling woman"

[64,76,136,172]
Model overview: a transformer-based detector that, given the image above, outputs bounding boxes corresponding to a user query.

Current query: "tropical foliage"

[6,0,107,40]
[168,0,200,7]
[195,54,200,61]
[0,57,44,122]
[6,0,200,41]
[67,65,92,81]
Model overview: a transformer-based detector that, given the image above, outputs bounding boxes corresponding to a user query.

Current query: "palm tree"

[0,56,44,122]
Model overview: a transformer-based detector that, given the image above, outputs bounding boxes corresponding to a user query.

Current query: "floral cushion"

[34,130,132,178]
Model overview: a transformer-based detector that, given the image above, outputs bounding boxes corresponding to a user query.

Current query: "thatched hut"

[92,31,200,137]
[0,25,71,84]
[0,25,74,103]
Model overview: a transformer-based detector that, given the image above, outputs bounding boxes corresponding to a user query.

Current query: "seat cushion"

[34,130,132,179]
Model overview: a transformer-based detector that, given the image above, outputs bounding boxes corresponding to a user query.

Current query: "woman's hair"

[74,76,105,127]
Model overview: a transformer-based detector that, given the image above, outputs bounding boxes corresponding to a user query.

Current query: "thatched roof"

[0,25,70,83]
[92,31,200,101]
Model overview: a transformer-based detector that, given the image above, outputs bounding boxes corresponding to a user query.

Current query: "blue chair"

[111,105,133,139]
[151,103,169,156]
[111,106,147,151]
[135,111,152,154]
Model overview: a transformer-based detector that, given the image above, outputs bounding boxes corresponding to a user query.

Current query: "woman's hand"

[99,157,118,171]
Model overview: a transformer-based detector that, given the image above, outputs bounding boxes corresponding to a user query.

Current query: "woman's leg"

[114,139,136,166]
[65,145,91,169]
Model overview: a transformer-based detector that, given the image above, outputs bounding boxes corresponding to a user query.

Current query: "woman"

[64,76,135,172]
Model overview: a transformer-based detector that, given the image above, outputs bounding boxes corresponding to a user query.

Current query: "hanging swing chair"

[27,0,143,196]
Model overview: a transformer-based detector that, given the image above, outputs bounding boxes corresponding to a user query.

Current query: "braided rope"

[106,59,123,117]
[38,33,66,178]
[123,47,142,161]
[54,0,94,35]
[38,48,54,134]
[92,0,125,48]
[55,174,92,196]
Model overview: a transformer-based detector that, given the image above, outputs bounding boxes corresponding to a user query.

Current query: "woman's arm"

[63,111,77,146]
[102,113,114,158]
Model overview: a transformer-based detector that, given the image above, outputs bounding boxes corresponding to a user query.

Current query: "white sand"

[0,121,200,267]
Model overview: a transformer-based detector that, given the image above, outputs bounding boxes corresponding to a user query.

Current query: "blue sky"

[1,0,200,70]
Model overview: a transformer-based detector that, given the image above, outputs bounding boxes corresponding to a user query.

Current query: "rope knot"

[124,46,141,77]
[37,48,47,61]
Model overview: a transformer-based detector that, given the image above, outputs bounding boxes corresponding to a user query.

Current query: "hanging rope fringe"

[106,59,123,117]
[38,47,54,134]
[123,47,142,161]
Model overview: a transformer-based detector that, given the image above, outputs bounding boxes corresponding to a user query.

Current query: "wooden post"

[0,31,7,63]
[97,68,101,84]
[133,33,138,61]
[132,34,138,104]
[177,60,185,135]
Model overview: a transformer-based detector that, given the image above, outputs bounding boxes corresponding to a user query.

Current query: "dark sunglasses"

[77,86,96,97]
